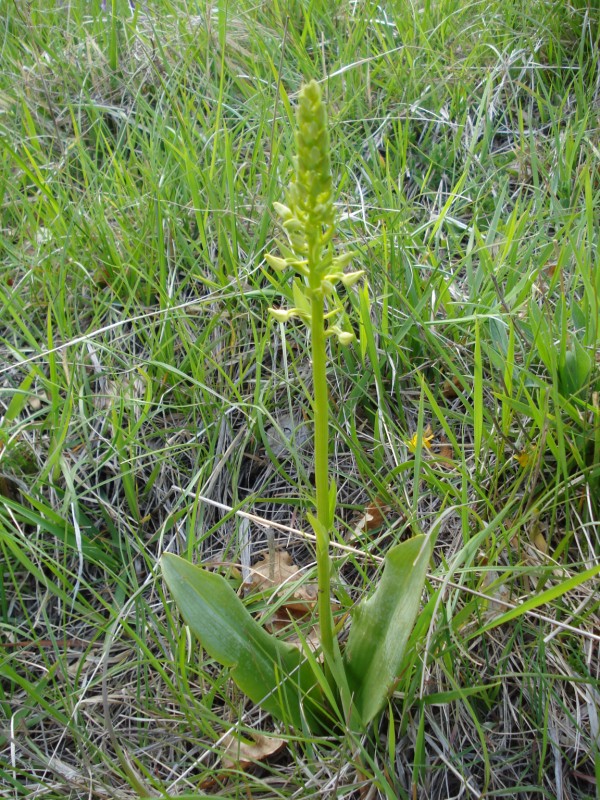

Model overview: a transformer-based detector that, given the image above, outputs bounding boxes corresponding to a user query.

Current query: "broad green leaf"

[558,337,592,396]
[3,369,36,422]
[161,554,323,730]
[343,535,432,726]
[488,317,509,358]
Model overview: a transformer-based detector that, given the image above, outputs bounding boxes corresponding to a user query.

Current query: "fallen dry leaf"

[221,732,286,769]
[525,516,549,562]
[248,550,339,659]
[442,375,462,399]
[264,606,323,654]
[350,497,392,539]
[509,518,550,571]
[249,550,317,612]
[431,433,454,467]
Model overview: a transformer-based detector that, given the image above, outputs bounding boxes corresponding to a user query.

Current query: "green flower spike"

[266,79,361,335]
[265,80,364,700]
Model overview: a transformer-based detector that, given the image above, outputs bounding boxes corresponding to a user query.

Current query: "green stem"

[310,288,336,671]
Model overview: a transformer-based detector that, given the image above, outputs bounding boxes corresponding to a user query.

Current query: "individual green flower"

[269,307,300,323]
[264,253,289,272]
[328,326,355,345]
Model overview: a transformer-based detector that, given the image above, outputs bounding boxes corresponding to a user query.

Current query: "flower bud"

[283,218,306,233]
[273,202,293,220]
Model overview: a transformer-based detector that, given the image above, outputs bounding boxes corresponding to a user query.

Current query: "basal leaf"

[161,554,323,730]
[558,337,592,396]
[343,535,432,726]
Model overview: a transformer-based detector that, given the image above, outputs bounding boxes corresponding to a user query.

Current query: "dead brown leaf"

[249,550,317,612]
[434,433,454,462]
[221,732,286,769]
[438,444,453,460]
[427,435,456,471]
[442,375,462,398]
[248,550,338,659]
[509,516,550,566]
[264,606,323,654]
[350,497,392,539]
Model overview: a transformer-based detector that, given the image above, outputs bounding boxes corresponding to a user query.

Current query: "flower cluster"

[265,80,363,342]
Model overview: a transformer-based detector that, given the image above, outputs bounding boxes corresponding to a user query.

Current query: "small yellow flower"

[407,424,434,453]
[514,450,531,468]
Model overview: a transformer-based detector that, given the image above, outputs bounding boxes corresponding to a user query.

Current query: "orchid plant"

[161,81,432,732]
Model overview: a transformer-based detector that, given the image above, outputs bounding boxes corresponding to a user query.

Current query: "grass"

[0,0,599,797]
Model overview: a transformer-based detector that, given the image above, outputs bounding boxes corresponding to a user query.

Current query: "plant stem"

[310,287,336,670]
